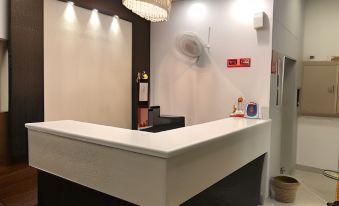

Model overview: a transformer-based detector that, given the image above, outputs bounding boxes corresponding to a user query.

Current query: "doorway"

[280,57,298,174]
[269,53,297,176]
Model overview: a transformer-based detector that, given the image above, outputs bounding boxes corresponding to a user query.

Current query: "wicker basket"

[271,176,300,203]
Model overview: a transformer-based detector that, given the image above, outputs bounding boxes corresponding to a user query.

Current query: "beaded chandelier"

[123,0,172,22]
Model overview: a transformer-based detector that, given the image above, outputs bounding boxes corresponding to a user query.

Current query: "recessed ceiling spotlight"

[67,1,74,6]
[92,9,98,13]
[114,15,119,19]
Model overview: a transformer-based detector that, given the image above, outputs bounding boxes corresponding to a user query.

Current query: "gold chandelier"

[122,0,172,22]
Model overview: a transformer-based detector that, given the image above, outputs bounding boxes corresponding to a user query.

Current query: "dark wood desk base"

[38,155,264,206]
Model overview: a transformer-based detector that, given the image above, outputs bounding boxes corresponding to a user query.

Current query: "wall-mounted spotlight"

[89,9,100,28]
[187,2,207,21]
[64,1,76,23]
[63,1,121,31]
[111,15,121,33]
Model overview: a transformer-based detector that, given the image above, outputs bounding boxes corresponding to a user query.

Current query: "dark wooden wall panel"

[37,155,265,206]
[0,112,8,165]
[9,0,44,162]
[9,0,150,161]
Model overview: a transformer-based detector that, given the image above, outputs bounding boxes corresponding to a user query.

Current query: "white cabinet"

[0,0,7,40]
[301,62,339,116]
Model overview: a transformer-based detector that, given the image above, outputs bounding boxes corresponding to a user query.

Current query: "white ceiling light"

[122,0,172,22]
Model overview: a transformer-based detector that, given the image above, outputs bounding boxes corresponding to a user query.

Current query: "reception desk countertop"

[26,118,270,158]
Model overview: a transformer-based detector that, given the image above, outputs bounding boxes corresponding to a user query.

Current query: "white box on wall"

[0,0,8,40]
[254,12,265,29]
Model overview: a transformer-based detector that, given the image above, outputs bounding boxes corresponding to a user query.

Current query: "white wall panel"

[151,0,274,126]
[44,0,132,129]
[270,0,305,176]
[0,0,7,39]
[303,0,339,60]
[298,0,339,172]
[297,116,339,171]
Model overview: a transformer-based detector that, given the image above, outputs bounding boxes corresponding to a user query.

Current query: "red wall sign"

[227,58,251,68]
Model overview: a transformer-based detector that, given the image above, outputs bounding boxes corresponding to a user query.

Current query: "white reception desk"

[26,118,271,206]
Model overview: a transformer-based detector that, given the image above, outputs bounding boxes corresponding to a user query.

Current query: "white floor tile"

[262,169,333,206]
[263,185,327,206]
[293,169,337,202]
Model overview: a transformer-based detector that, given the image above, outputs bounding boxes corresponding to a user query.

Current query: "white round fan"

[176,33,204,59]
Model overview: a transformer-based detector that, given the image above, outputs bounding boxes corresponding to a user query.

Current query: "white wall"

[151,0,273,126]
[270,0,305,176]
[297,117,339,171]
[303,0,339,60]
[44,0,132,129]
[273,0,305,86]
[297,0,339,171]
[0,0,7,39]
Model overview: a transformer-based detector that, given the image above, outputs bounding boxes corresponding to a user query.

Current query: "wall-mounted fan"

[176,33,204,58]
[175,29,211,61]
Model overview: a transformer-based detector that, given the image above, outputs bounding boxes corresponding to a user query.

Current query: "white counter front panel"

[27,118,271,206]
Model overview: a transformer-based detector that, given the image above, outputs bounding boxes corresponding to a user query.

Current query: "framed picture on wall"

[139,82,148,102]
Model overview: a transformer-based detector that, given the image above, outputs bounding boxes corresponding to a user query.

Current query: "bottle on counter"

[230,96,245,118]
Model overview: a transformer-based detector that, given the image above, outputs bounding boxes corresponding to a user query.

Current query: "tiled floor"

[263,169,336,206]
[293,169,336,202]
[264,185,327,206]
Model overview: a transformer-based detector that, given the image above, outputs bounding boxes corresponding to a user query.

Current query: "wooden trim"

[9,0,44,162]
